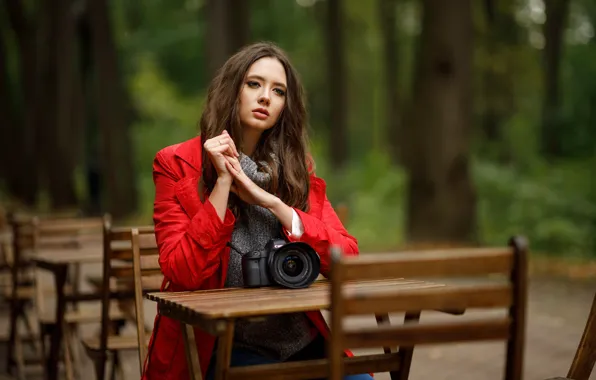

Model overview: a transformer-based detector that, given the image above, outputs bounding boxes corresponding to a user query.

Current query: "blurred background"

[1,0,595,265]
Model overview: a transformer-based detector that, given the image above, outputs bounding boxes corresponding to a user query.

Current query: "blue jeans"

[205,336,373,380]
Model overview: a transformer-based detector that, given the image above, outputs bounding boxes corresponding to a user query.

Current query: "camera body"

[242,239,320,289]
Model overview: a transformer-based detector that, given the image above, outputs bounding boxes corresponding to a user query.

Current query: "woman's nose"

[258,91,270,106]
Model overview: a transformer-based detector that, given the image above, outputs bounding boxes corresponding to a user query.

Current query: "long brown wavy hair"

[200,42,312,213]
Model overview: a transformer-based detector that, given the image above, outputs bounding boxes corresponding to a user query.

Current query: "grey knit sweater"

[224,153,316,361]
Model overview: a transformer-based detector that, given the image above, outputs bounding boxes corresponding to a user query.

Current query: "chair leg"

[23,305,43,358]
[90,351,107,380]
[13,320,26,380]
[111,351,125,380]
[67,323,82,379]
[63,323,75,380]
[567,293,596,380]
[6,299,20,374]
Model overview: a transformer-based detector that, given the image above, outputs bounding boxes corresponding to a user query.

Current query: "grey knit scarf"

[225,153,316,361]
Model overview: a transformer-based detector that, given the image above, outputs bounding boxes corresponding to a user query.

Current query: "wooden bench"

[328,236,529,380]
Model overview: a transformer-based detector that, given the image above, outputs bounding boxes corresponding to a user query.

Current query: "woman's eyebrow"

[246,74,287,89]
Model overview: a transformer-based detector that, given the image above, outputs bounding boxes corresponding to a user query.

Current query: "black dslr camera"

[238,239,321,289]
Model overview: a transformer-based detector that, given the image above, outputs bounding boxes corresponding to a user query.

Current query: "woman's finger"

[219,134,240,157]
[225,160,240,177]
[227,156,242,171]
[208,144,230,154]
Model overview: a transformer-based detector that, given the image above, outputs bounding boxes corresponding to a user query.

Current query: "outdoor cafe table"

[33,244,104,380]
[147,278,457,380]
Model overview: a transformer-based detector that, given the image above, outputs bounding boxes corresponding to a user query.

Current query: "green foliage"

[313,148,408,252]
[128,55,205,221]
[476,159,596,258]
[114,0,596,258]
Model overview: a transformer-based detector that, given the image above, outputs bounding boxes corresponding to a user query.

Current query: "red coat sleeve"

[152,150,235,290]
[288,194,359,276]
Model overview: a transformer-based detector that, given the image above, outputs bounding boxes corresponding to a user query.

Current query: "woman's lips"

[252,110,269,120]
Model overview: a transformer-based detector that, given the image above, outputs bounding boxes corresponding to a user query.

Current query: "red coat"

[143,136,359,380]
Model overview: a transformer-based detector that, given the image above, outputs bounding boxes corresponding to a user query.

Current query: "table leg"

[182,322,203,380]
[215,320,235,380]
[394,311,421,380]
[46,265,67,380]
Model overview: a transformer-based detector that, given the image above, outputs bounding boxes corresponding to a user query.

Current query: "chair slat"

[141,275,163,290]
[344,318,511,349]
[111,266,161,280]
[343,283,512,316]
[37,218,104,234]
[137,233,157,249]
[227,353,402,380]
[140,254,160,271]
[342,247,513,281]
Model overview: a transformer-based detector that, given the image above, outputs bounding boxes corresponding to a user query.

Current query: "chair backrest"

[328,236,529,380]
[567,292,596,380]
[131,228,162,372]
[31,215,105,316]
[8,214,37,293]
[34,216,104,249]
[97,217,156,354]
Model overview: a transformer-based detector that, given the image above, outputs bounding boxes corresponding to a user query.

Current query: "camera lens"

[269,243,320,289]
[282,255,304,277]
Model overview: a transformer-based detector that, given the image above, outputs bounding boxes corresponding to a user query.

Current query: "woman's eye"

[247,81,260,88]
[274,88,286,96]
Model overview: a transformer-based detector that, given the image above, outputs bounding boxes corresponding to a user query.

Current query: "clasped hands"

[203,130,278,209]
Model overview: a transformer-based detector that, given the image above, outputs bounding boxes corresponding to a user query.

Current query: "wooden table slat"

[148,279,446,319]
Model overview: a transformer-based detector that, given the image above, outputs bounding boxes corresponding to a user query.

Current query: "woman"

[144,42,369,380]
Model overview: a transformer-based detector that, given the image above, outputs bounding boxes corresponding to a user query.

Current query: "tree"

[480,0,521,162]
[404,0,477,244]
[205,0,250,79]
[88,0,138,218]
[326,0,348,169]
[541,0,571,158]
[42,0,80,208]
[4,0,41,205]
[378,0,402,164]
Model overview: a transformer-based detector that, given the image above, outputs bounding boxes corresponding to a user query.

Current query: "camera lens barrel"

[268,242,320,289]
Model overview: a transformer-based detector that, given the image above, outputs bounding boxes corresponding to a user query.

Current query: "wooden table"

[148,278,451,380]
[33,244,104,380]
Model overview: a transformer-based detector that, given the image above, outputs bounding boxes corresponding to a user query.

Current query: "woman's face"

[238,57,287,134]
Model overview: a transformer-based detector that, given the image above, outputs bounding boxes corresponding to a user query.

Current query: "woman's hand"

[203,130,240,180]
[224,155,278,209]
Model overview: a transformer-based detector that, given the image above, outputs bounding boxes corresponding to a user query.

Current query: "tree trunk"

[541,0,570,158]
[0,14,13,183]
[404,0,477,244]
[76,6,102,215]
[326,0,348,169]
[378,0,401,163]
[43,0,80,209]
[205,0,250,79]
[481,0,520,163]
[88,0,138,218]
[4,0,41,205]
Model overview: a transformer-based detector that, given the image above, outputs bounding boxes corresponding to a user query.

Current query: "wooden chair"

[131,228,163,374]
[328,236,529,380]
[546,292,596,380]
[82,220,156,380]
[5,213,44,378]
[32,215,130,380]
